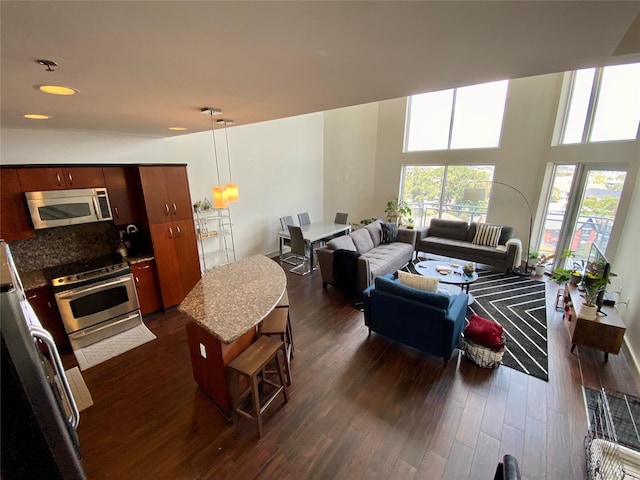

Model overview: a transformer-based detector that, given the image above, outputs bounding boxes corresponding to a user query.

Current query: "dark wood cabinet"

[103,166,142,225]
[131,260,163,316]
[25,285,69,349]
[139,166,193,225]
[150,220,201,308]
[18,166,105,191]
[0,168,34,241]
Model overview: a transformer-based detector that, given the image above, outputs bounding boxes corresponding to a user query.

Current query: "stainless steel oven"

[46,255,142,349]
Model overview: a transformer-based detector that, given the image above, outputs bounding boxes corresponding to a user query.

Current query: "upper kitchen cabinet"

[18,166,105,191]
[0,168,34,241]
[103,166,143,226]
[139,165,193,224]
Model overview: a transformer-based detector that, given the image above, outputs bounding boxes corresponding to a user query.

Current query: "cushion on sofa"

[464,313,504,352]
[327,235,357,252]
[428,219,468,241]
[375,275,452,309]
[381,222,398,243]
[397,270,439,292]
[351,228,375,254]
[472,223,502,247]
[469,223,514,246]
[365,220,383,247]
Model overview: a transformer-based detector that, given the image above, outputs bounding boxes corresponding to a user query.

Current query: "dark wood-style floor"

[62,261,640,480]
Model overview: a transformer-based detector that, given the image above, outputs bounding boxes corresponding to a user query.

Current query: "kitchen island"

[178,254,286,417]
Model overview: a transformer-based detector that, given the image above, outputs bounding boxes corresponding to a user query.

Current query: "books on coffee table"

[436,265,452,274]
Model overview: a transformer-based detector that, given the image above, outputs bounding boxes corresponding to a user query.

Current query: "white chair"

[287,225,313,275]
[334,212,349,224]
[297,212,311,226]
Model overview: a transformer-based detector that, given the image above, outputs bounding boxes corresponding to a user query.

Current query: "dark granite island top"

[178,255,286,344]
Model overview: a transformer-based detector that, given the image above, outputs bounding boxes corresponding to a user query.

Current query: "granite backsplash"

[10,222,121,274]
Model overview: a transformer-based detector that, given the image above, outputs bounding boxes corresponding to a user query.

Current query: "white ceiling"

[2,1,639,138]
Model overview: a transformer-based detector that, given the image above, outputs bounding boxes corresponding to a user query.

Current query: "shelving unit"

[194,208,236,272]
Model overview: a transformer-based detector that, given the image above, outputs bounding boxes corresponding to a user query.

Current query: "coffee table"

[414,260,478,304]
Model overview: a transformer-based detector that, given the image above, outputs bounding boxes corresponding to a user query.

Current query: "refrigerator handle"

[30,326,80,430]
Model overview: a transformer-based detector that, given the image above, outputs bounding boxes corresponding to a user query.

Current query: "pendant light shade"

[218,118,239,202]
[225,183,239,202]
[212,185,229,209]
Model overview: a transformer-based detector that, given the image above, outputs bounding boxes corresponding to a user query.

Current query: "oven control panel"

[51,262,131,289]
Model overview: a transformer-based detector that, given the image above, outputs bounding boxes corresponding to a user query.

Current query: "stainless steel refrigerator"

[1,240,86,479]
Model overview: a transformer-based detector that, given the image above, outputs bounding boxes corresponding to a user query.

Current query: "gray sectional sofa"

[417,218,521,272]
[316,220,417,293]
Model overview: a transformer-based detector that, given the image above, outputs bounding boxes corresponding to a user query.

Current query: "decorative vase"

[534,265,545,276]
[579,303,598,320]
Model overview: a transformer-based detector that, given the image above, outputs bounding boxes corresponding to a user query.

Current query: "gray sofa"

[417,219,521,272]
[316,220,417,293]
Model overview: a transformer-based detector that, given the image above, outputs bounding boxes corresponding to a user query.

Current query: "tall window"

[405,80,509,152]
[400,165,495,228]
[560,62,640,144]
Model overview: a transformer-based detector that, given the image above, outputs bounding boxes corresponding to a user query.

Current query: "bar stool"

[276,290,294,359]
[228,336,289,438]
[260,307,293,385]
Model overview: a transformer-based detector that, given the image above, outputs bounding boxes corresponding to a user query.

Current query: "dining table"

[278,221,351,270]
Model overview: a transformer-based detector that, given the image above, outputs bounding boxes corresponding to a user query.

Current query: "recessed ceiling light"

[23,114,51,120]
[36,84,78,96]
[168,127,187,131]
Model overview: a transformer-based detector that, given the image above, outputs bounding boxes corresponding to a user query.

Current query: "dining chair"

[288,225,312,275]
[334,212,349,224]
[297,212,311,226]
[280,216,295,231]
[279,216,300,266]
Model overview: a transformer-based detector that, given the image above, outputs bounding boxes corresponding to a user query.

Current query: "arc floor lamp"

[463,181,532,276]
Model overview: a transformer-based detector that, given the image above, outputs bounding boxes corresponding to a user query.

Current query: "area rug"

[404,263,548,380]
[468,270,548,381]
[73,323,156,371]
[63,367,93,412]
[583,386,640,451]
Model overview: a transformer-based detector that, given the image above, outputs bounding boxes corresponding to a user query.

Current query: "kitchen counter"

[125,255,155,265]
[178,255,286,344]
[20,269,48,291]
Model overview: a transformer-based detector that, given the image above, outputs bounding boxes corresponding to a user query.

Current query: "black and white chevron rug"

[468,270,548,381]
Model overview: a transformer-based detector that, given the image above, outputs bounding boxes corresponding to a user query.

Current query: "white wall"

[0,111,324,260]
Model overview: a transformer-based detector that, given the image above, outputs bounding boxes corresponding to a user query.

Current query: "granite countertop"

[178,255,287,344]
[20,269,48,291]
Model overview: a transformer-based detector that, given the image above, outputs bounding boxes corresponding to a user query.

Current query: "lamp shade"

[463,188,486,202]
[212,185,229,209]
[226,183,239,202]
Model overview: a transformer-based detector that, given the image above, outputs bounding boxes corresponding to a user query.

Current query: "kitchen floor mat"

[63,366,94,412]
[73,323,156,371]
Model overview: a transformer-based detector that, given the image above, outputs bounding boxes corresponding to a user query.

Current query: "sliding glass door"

[538,164,627,268]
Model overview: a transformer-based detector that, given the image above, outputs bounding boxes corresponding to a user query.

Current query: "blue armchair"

[363,274,468,366]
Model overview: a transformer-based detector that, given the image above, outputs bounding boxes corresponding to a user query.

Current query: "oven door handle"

[29,326,80,430]
[56,276,132,300]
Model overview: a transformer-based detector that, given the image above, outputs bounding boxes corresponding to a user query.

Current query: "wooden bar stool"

[228,336,289,438]
[260,307,293,385]
[277,290,294,359]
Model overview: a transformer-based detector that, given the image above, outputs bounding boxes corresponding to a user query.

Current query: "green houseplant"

[580,276,608,320]
[384,198,412,226]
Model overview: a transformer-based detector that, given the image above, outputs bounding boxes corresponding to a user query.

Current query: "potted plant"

[384,198,412,226]
[534,253,554,276]
[463,262,476,275]
[527,251,539,270]
[580,276,607,320]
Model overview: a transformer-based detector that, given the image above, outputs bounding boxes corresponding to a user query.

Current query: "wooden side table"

[565,284,626,361]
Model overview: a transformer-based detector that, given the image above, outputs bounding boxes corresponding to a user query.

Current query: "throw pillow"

[472,223,502,247]
[326,235,357,252]
[397,270,439,292]
[350,228,375,254]
[464,314,504,351]
[381,222,398,244]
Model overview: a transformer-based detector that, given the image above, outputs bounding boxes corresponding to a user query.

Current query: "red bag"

[464,314,505,352]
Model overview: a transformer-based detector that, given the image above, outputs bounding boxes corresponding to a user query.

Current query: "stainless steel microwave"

[25,188,113,229]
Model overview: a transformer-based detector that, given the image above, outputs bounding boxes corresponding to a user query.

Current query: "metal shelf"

[194,208,236,272]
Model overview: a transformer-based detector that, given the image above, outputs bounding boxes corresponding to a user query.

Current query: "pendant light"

[201,107,229,209]
[218,119,239,202]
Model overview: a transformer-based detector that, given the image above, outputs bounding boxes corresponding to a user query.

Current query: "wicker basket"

[463,336,505,369]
